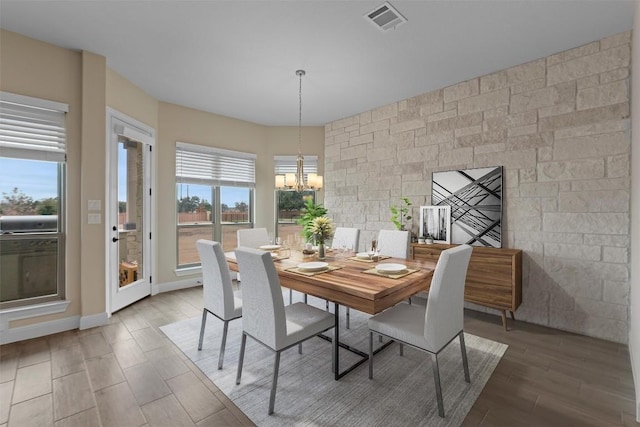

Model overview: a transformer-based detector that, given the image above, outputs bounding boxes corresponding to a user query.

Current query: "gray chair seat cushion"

[368,303,428,350]
[282,302,334,350]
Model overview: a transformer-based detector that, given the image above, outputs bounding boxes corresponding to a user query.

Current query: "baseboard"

[153,276,202,295]
[79,312,109,330]
[0,315,80,345]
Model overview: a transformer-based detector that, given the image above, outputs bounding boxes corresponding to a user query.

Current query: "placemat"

[362,267,419,279]
[285,264,342,277]
[347,255,391,263]
[271,254,290,262]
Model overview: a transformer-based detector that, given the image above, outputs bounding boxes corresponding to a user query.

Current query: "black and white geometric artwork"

[432,166,503,248]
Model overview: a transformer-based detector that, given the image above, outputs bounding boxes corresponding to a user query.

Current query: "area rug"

[161,294,507,426]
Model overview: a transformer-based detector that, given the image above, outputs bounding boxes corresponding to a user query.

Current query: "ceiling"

[0,1,634,126]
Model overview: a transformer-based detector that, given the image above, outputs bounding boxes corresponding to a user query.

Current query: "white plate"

[259,244,281,251]
[375,263,407,274]
[356,251,375,259]
[297,262,329,272]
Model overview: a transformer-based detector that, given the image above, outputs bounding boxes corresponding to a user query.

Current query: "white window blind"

[0,92,68,162]
[274,155,318,175]
[176,142,256,187]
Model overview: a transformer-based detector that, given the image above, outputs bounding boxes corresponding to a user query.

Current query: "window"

[0,92,67,308]
[176,142,255,267]
[274,155,317,245]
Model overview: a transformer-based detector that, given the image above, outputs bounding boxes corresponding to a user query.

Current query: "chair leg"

[197,309,207,351]
[459,332,470,383]
[379,335,383,343]
[326,300,329,311]
[298,343,302,354]
[236,333,247,385]
[399,343,404,356]
[431,354,445,418]
[268,351,281,415]
[289,289,292,305]
[346,307,350,329]
[368,331,374,379]
[217,320,229,370]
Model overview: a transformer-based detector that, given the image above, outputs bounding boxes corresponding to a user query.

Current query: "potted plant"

[308,216,334,260]
[297,198,328,243]
[425,233,434,244]
[390,197,412,231]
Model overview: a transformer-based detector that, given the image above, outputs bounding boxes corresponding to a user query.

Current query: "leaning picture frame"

[419,205,451,244]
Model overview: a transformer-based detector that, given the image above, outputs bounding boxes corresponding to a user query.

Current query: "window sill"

[175,266,202,277]
[0,300,71,330]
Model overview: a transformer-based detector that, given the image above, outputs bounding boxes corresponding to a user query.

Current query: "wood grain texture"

[411,244,523,326]
[226,251,435,315]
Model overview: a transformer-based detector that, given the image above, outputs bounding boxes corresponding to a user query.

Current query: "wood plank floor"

[1,286,637,426]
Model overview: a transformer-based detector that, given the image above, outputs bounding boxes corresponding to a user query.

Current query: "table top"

[226,250,436,315]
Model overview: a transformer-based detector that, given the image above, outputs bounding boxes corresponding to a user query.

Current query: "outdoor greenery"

[0,188,58,215]
[297,198,328,243]
[176,195,212,213]
[390,196,412,231]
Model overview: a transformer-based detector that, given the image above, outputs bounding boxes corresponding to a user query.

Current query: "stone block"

[574,297,627,322]
[483,106,509,119]
[510,78,546,95]
[483,111,537,132]
[507,124,538,138]
[340,145,367,161]
[359,111,372,125]
[345,124,359,133]
[398,108,420,122]
[480,71,507,93]
[474,142,506,155]
[419,102,443,117]
[475,149,537,169]
[359,119,390,135]
[392,130,416,150]
[407,90,443,108]
[544,257,602,299]
[577,80,628,111]
[519,182,558,197]
[507,197,540,217]
[538,147,553,162]
[571,177,629,192]
[538,104,575,119]
[607,154,629,178]
[357,189,390,201]
[538,102,628,132]
[401,180,430,197]
[519,168,537,183]
[542,212,628,234]
[349,133,374,146]
[576,75,600,90]
[371,103,398,122]
[603,246,628,264]
[507,134,548,151]
[544,243,601,261]
[584,234,629,247]
[334,132,350,144]
[547,44,630,86]
[511,81,576,114]
[537,159,605,181]
[506,58,546,85]
[389,119,425,135]
[398,145,439,164]
[418,130,453,146]
[600,68,629,84]
[546,41,600,67]
[600,31,631,50]
[457,88,509,115]
[443,78,479,103]
[333,185,358,197]
[437,147,473,167]
[454,125,482,139]
[553,131,629,160]
[513,231,584,244]
[541,197,557,212]
[366,146,396,163]
[332,115,357,130]
[505,169,518,188]
[603,280,630,305]
[554,118,629,139]
[426,109,457,123]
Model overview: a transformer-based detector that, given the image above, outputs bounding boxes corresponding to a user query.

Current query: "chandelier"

[275,70,323,192]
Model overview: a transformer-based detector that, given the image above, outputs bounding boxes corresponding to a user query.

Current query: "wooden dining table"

[225,249,436,379]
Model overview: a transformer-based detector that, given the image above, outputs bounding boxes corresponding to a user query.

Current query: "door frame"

[105,108,156,314]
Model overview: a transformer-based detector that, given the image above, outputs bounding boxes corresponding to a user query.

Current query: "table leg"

[334,302,339,380]
[501,310,508,331]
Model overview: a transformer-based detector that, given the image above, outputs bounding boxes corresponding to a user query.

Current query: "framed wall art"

[432,166,503,248]
[419,205,451,244]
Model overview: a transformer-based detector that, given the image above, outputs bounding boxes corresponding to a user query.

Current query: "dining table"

[225,248,436,380]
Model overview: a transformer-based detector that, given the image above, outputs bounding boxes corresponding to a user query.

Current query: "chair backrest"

[196,240,237,319]
[331,227,360,251]
[234,247,286,350]
[424,245,473,352]
[376,229,410,259]
[237,227,270,249]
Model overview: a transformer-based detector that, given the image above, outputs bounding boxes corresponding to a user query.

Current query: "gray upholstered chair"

[196,240,242,370]
[330,227,360,328]
[376,229,410,259]
[368,244,473,418]
[234,247,335,415]
[236,227,270,283]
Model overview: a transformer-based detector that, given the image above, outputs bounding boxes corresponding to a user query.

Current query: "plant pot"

[418,238,425,244]
[426,238,434,244]
[317,243,325,260]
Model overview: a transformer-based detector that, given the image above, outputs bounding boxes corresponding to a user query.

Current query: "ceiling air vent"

[365,2,407,32]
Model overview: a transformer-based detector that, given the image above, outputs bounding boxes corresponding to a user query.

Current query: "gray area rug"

[161,293,507,426]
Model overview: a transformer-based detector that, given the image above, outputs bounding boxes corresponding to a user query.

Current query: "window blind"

[176,142,256,187]
[0,92,68,162]
[274,155,318,175]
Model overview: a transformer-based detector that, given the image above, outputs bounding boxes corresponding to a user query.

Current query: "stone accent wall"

[324,31,632,343]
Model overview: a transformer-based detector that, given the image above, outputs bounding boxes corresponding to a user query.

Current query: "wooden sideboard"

[411,243,522,330]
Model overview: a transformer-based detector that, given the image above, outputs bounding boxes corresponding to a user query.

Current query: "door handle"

[112,237,119,242]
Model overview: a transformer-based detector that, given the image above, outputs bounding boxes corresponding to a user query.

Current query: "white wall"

[629,2,640,421]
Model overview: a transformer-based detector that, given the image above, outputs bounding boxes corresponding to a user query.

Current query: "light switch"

[88,200,101,211]
[88,213,101,224]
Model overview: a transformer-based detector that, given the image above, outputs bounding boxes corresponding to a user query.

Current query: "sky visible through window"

[0,157,248,207]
